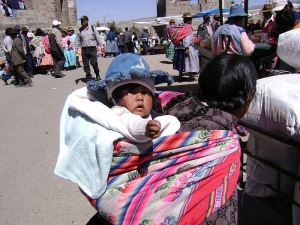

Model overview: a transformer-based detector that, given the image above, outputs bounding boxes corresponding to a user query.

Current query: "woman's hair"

[276,8,296,29]
[198,54,257,111]
[227,16,244,25]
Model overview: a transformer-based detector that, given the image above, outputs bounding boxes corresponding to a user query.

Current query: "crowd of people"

[0,0,26,17]
[1,19,85,86]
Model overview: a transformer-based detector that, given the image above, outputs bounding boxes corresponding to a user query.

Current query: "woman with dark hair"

[163,54,257,224]
[105,27,118,57]
[213,4,254,56]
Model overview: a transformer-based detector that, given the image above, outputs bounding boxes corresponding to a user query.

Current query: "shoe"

[18,80,33,87]
[55,74,64,78]
[86,74,92,80]
[2,79,8,85]
[95,75,101,80]
[24,80,33,87]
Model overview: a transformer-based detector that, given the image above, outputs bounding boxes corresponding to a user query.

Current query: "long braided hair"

[164,54,257,121]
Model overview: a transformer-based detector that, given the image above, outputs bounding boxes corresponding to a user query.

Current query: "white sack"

[241,74,300,141]
[277,29,300,70]
[245,129,300,197]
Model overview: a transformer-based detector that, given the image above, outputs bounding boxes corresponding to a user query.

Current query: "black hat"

[35,28,44,35]
[9,28,18,34]
[79,15,89,21]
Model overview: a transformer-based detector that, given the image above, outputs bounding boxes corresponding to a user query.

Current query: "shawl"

[167,23,193,46]
[213,24,245,55]
[80,92,241,224]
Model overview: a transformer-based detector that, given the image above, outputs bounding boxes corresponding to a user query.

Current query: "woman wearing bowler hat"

[172,12,200,80]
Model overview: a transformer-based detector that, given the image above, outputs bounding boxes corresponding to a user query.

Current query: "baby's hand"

[145,120,161,139]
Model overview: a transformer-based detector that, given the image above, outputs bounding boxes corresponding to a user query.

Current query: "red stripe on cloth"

[178,150,240,224]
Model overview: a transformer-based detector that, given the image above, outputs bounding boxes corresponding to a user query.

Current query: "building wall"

[18,0,77,26]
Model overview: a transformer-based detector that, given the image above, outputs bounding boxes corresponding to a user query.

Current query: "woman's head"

[198,54,257,118]
[276,8,296,30]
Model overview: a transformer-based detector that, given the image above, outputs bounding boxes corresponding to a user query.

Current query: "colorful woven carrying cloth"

[82,91,241,224]
[167,24,193,46]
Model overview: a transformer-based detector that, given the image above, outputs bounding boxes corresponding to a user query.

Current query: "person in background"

[2,27,14,85]
[123,27,132,53]
[40,32,54,75]
[9,28,33,87]
[197,13,213,41]
[213,4,254,56]
[140,27,151,55]
[172,12,200,80]
[98,30,106,57]
[61,28,76,70]
[275,8,300,72]
[211,13,221,34]
[117,32,126,54]
[31,28,45,73]
[166,18,175,60]
[21,26,34,78]
[68,27,81,68]
[49,20,65,78]
[251,4,275,43]
[105,27,118,58]
[77,15,103,80]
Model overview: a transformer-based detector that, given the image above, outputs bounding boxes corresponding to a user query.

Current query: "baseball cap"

[272,0,288,12]
[52,20,61,26]
[14,25,21,30]
[79,15,89,21]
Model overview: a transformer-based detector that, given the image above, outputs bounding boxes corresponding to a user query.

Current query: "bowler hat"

[203,13,210,19]
[214,13,220,19]
[35,28,44,35]
[228,4,248,18]
[261,4,273,12]
[272,0,287,12]
[14,25,20,30]
[9,28,18,34]
[182,12,193,18]
[21,26,29,32]
[61,28,68,33]
[169,19,175,23]
[79,15,89,21]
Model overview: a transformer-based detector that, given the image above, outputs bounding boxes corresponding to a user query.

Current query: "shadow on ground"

[160,60,173,64]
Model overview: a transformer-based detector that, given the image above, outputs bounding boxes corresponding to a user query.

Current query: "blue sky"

[76,0,263,24]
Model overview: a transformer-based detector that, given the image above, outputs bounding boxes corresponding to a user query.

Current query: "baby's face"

[118,85,153,118]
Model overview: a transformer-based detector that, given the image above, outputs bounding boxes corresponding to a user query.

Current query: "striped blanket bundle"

[167,24,193,46]
[82,91,241,225]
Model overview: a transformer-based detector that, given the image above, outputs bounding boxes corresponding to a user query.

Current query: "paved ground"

[0,54,290,224]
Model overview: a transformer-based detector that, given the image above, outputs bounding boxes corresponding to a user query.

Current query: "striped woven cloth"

[82,91,241,225]
[167,24,193,46]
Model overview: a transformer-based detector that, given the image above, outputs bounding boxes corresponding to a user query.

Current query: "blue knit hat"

[87,53,174,98]
[228,4,248,18]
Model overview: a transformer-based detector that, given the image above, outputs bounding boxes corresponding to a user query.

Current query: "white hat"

[52,20,61,26]
[272,0,287,12]
[143,27,149,30]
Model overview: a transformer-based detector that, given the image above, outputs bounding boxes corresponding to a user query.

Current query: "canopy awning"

[193,8,230,18]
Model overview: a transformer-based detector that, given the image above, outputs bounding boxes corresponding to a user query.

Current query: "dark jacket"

[11,37,26,65]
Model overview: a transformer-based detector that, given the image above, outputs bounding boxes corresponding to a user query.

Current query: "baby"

[68,53,180,142]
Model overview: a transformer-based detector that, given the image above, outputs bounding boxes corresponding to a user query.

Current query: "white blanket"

[54,92,123,199]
